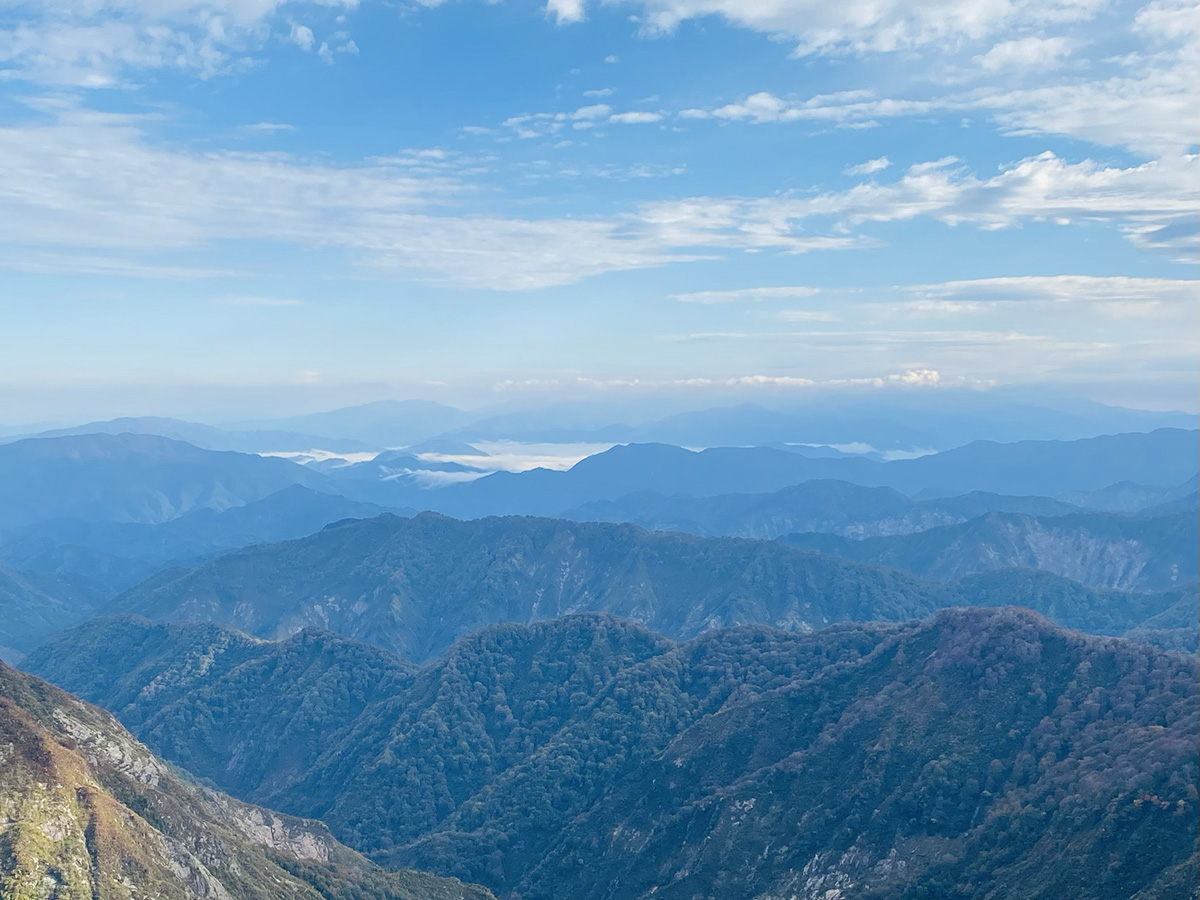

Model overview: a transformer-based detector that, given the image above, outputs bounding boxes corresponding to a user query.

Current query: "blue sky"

[0,0,1196,421]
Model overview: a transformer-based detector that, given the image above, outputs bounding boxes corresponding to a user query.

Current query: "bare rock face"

[0,661,495,900]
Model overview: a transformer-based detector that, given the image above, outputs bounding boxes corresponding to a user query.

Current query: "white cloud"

[609,111,662,124]
[976,65,1199,157]
[1134,0,1200,42]
[670,286,821,303]
[844,156,890,175]
[974,36,1072,71]
[583,87,613,97]
[289,22,315,51]
[604,54,619,63]
[573,103,612,120]
[546,0,587,23]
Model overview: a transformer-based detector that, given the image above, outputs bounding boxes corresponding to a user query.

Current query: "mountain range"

[23,610,1199,900]
[3,427,1197,532]
[4,402,1197,900]
[106,513,1197,661]
[0,659,493,899]
[342,429,1200,518]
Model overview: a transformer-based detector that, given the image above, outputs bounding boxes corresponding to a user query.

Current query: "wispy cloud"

[906,275,1199,305]
[1,103,1194,290]
[0,0,358,86]
[219,295,306,306]
[555,0,1105,55]
[670,286,821,303]
[844,157,890,176]
[238,121,296,135]
[492,369,946,391]
[974,36,1072,71]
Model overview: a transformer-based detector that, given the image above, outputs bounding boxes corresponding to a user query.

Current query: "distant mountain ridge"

[0,485,409,656]
[4,415,379,453]
[109,512,1195,661]
[563,479,1082,539]
[1061,474,1200,512]
[0,432,333,529]
[24,610,1199,900]
[0,484,406,590]
[0,564,104,661]
[782,509,1200,592]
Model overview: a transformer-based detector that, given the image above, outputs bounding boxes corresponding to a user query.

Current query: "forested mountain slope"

[23,611,1199,900]
[110,513,1192,661]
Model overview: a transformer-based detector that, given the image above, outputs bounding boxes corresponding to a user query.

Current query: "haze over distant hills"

[24,610,1199,900]
[5,424,1194,533]
[242,395,1198,452]
[0,432,333,529]
[15,395,1191,457]
[352,429,1200,518]
[0,485,405,589]
[230,400,477,449]
[0,416,379,454]
[563,479,1083,539]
